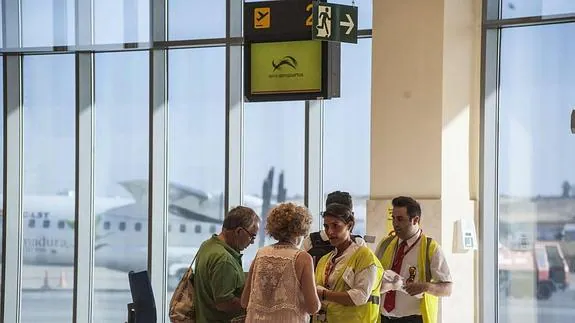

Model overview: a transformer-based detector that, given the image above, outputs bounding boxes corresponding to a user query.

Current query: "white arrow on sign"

[339,13,355,35]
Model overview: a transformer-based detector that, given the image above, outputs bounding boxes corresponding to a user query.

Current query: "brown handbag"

[169,255,198,323]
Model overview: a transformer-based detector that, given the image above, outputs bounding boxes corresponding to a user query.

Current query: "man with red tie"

[374,196,452,323]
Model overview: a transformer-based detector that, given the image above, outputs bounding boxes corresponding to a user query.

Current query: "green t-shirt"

[193,235,245,323]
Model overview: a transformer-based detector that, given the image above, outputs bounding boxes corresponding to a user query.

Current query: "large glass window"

[20,54,75,323]
[21,0,75,48]
[166,47,226,294]
[323,39,371,237]
[497,23,575,323]
[243,102,306,268]
[168,0,226,40]
[93,51,149,322]
[502,0,575,19]
[94,0,150,44]
[0,58,3,309]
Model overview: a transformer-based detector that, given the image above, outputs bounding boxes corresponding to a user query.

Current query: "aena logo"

[272,56,298,71]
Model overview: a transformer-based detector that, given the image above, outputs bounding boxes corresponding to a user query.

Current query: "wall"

[370,0,483,322]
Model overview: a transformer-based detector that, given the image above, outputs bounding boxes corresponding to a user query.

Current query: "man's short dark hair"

[326,191,353,209]
[223,206,259,230]
[392,196,421,220]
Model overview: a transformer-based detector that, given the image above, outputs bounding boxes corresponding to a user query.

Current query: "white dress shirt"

[317,242,379,306]
[380,230,452,318]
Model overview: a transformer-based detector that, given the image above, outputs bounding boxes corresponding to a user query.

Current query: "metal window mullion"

[479,27,500,323]
[149,0,168,321]
[484,0,500,21]
[1,1,23,321]
[73,0,94,321]
[2,0,21,49]
[305,100,323,229]
[148,47,168,322]
[226,0,243,211]
[2,54,24,323]
[73,52,95,323]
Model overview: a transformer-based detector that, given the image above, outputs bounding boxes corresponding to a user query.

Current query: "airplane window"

[58,220,65,229]
[134,222,142,232]
[179,224,186,233]
[43,219,50,228]
[210,225,216,234]
[28,219,35,228]
[195,225,201,233]
[119,222,126,231]
[104,221,111,230]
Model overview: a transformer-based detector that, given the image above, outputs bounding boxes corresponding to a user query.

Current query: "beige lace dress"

[245,244,309,323]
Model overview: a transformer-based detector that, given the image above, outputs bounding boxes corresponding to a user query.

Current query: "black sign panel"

[244,0,320,42]
[243,0,339,102]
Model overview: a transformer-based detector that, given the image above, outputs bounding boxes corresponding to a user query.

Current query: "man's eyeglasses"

[240,227,257,240]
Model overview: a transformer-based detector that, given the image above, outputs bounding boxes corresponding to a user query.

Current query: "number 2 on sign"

[305,3,313,26]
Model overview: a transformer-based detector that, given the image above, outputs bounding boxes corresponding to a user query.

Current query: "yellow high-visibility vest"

[314,245,383,323]
[375,234,439,323]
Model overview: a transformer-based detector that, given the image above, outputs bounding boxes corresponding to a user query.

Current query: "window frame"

[480,1,575,322]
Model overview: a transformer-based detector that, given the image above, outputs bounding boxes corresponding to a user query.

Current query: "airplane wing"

[118,180,211,205]
[168,204,223,224]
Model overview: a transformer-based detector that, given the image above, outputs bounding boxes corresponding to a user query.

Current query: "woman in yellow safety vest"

[313,203,383,323]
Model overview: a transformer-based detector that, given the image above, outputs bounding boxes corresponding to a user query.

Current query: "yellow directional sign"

[254,7,270,29]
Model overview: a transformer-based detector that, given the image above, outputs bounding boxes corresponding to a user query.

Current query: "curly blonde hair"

[266,202,312,242]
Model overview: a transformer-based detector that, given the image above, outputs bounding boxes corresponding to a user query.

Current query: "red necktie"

[383,240,407,312]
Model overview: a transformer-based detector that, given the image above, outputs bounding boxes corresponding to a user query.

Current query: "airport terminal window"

[93,51,149,322]
[167,47,226,295]
[497,22,575,323]
[21,54,75,323]
[168,0,226,40]
[93,0,150,44]
[0,61,2,289]
[21,0,75,48]
[243,101,306,269]
[0,1,373,320]
[322,39,372,237]
[501,0,575,19]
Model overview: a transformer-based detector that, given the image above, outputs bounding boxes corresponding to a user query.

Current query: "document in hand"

[380,270,424,299]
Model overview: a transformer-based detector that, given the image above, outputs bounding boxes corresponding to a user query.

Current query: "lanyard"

[323,256,335,288]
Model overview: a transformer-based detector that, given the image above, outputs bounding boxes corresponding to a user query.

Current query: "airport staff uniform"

[314,242,383,322]
[376,230,451,323]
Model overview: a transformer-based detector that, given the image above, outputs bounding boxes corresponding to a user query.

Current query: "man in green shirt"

[194,205,260,323]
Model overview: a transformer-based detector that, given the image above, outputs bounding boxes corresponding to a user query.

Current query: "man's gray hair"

[223,206,260,230]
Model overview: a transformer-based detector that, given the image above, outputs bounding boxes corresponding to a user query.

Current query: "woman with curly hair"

[241,202,321,322]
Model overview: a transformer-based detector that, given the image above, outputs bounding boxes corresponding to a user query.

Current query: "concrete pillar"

[368,1,482,322]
